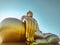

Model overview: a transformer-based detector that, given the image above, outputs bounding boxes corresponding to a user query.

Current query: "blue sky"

[0,0,60,37]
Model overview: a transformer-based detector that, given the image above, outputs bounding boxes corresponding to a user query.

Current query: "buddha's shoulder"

[1,18,22,23]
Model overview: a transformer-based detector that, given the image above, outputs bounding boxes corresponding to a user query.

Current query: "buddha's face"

[27,13,33,17]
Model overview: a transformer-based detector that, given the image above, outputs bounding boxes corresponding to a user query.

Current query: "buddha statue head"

[27,11,33,17]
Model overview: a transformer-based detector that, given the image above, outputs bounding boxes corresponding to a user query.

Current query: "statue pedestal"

[0,43,26,45]
[0,43,59,45]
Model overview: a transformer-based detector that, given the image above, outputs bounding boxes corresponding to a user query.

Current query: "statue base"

[0,43,59,45]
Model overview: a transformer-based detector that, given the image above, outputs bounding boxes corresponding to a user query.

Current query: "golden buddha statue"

[0,11,59,44]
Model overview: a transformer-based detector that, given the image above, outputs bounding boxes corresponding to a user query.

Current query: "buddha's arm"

[34,31,46,39]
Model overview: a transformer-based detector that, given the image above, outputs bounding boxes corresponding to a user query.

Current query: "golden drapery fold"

[25,17,38,42]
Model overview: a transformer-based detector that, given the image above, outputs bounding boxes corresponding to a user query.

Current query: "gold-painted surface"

[0,17,59,44]
[0,18,26,43]
[0,17,38,43]
[0,43,59,45]
[26,17,37,42]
